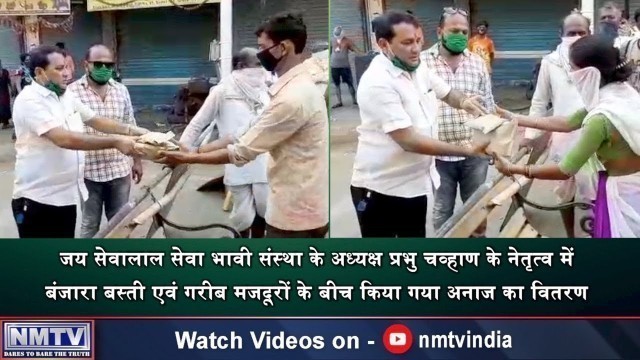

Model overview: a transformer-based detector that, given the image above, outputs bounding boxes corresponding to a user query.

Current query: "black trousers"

[11,198,76,238]
[351,186,428,238]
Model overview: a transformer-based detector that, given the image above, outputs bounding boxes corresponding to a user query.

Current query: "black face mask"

[257,43,283,73]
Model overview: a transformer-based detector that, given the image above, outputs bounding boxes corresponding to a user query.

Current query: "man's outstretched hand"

[461,95,489,117]
[156,150,196,167]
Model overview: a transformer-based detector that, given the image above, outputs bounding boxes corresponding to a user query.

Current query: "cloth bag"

[465,114,519,158]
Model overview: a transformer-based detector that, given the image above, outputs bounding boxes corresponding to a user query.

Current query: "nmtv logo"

[3,321,91,353]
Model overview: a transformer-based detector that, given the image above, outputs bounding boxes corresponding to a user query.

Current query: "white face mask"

[561,35,581,49]
[569,66,601,111]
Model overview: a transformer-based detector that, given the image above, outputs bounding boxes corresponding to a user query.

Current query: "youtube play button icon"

[383,324,413,355]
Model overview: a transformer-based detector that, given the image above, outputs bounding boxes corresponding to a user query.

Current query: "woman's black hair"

[570,34,633,86]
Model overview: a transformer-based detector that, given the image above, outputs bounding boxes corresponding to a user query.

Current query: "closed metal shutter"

[330,0,367,51]
[233,0,329,51]
[0,25,21,70]
[116,5,219,107]
[474,0,576,84]
[384,0,454,47]
[40,5,103,79]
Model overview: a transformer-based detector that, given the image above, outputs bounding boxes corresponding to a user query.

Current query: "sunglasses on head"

[443,7,468,17]
[90,61,115,69]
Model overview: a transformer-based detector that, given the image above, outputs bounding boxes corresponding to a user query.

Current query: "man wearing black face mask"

[67,44,145,238]
[158,13,329,238]
[11,45,146,238]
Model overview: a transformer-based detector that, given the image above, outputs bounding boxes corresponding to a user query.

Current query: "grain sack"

[465,114,519,158]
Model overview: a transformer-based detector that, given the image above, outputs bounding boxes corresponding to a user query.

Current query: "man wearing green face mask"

[11,45,147,239]
[351,11,490,238]
[67,44,145,239]
[422,8,496,237]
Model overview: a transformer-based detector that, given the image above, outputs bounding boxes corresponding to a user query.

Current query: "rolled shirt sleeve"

[426,68,453,100]
[73,95,97,122]
[228,94,303,166]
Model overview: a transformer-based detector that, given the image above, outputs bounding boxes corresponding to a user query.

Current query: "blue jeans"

[80,175,131,238]
[433,157,489,231]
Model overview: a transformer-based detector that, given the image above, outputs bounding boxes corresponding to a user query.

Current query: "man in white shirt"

[11,45,147,239]
[179,48,270,238]
[526,13,590,163]
[352,11,489,238]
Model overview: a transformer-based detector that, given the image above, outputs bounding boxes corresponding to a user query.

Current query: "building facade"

[331,0,612,86]
[0,0,328,107]
[0,24,22,70]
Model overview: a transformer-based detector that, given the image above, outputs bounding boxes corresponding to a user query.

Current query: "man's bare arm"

[441,89,467,109]
[197,135,235,153]
[85,117,148,136]
[43,127,133,152]
[389,127,487,157]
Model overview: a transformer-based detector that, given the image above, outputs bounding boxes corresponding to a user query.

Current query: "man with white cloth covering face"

[523,11,591,237]
[179,48,270,238]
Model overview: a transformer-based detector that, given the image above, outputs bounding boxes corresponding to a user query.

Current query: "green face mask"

[89,66,113,85]
[386,49,420,72]
[40,74,65,97]
[442,33,468,55]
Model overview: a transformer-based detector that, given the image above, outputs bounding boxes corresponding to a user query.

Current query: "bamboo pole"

[491,176,531,206]
[145,164,190,238]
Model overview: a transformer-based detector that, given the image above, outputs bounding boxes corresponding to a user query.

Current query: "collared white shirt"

[12,81,96,206]
[352,54,452,198]
[180,76,269,186]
